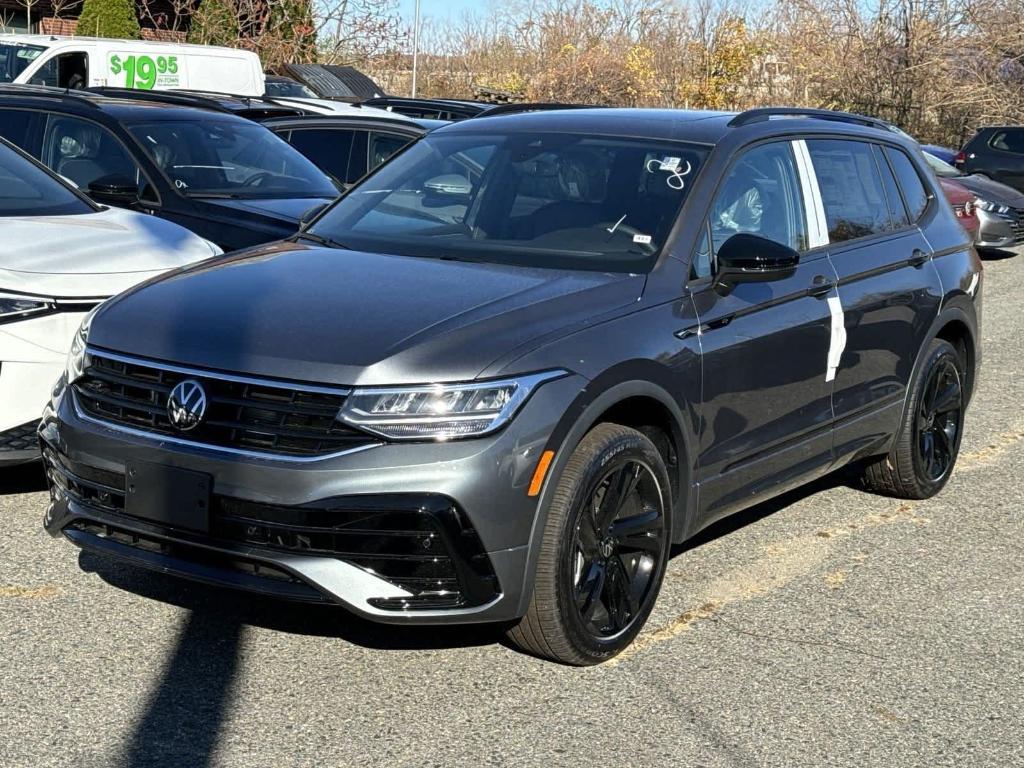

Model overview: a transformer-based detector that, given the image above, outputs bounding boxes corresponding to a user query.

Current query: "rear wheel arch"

[899,303,979,432]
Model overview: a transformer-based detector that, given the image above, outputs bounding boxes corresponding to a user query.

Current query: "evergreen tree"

[75,0,141,39]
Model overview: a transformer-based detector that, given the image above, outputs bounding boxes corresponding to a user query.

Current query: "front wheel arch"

[513,374,696,618]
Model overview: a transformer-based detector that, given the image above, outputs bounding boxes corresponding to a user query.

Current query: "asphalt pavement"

[1,248,1021,768]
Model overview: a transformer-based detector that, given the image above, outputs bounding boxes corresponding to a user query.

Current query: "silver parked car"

[923,150,1024,250]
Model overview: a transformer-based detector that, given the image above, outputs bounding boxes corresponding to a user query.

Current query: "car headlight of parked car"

[65,305,101,385]
[975,199,1011,215]
[337,370,567,441]
[0,292,56,325]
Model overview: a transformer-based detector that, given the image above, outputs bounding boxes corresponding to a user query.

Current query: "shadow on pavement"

[978,247,1018,261]
[119,609,242,768]
[0,462,47,496]
[673,471,851,556]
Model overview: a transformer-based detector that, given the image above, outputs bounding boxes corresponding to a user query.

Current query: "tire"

[507,423,672,665]
[859,338,966,499]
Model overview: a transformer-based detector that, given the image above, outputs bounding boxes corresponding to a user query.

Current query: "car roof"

[0,85,267,122]
[434,106,917,147]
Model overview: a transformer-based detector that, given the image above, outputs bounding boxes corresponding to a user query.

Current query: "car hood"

[90,242,645,385]
[199,196,335,225]
[0,206,220,297]
[956,174,1024,208]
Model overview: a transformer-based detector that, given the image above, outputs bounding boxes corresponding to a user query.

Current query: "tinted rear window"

[988,129,1024,155]
[286,127,356,183]
[807,139,892,242]
[884,147,929,222]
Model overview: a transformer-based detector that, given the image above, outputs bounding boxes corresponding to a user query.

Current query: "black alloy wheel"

[914,357,963,483]
[570,459,665,639]
[507,423,673,665]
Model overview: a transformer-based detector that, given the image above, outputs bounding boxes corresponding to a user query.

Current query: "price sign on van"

[109,53,182,90]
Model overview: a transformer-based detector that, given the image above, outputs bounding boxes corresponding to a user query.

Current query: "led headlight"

[338,370,567,440]
[975,199,1011,215]
[65,305,101,384]
[0,292,56,325]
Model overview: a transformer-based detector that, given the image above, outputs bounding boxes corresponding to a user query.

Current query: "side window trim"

[803,137,924,250]
[687,138,819,286]
[792,139,828,249]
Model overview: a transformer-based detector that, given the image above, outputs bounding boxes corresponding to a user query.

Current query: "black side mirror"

[299,201,329,229]
[88,175,140,207]
[715,233,800,288]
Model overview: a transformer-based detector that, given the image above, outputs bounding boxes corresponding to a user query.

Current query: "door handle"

[909,249,929,268]
[809,274,835,298]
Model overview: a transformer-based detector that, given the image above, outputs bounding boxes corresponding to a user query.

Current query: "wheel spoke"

[576,560,606,622]
[577,512,601,557]
[603,557,633,631]
[611,507,663,553]
[932,379,962,415]
[597,463,641,529]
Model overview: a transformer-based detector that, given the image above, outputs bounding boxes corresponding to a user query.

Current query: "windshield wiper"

[295,231,350,250]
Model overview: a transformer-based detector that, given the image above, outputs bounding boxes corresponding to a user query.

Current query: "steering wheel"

[242,171,275,187]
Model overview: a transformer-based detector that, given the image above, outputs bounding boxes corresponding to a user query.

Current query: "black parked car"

[0,86,339,251]
[42,107,981,664]
[265,114,441,187]
[955,125,1024,192]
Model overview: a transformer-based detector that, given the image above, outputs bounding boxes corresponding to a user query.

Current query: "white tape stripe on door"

[826,295,847,382]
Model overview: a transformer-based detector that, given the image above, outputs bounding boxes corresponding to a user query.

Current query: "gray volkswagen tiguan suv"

[41,107,982,664]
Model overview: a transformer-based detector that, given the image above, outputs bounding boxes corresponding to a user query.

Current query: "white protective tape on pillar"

[792,139,829,249]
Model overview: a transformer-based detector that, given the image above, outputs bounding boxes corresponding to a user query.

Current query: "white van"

[0,35,264,96]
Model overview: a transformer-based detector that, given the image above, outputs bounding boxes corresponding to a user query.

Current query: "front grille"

[1012,210,1024,243]
[43,449,498,610]
[73,351,376,458]
[0,421,38,452]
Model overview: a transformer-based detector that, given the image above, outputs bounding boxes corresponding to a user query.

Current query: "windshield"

[0,142,94,217]
[309,131,707,273]
[265,79,316,98]
[126,119,339,199]
[0,42,45,84]
[922,150,963,178]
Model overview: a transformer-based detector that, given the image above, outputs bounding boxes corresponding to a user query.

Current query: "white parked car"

[0,139,221,466]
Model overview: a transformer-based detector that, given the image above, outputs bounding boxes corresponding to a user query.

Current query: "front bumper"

[975,208,1024,249]
[40,372,585,624]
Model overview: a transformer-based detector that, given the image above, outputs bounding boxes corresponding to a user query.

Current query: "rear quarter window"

[988,129,1024,155]
[884,147,929,222]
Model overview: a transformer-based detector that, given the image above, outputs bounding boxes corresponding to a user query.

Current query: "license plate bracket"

[124,460,212,533]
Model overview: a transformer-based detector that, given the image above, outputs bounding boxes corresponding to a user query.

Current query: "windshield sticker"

[645,156,693,190]
[633,234,652,244]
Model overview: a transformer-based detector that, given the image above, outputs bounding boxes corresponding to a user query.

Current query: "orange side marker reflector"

[527,450,556,497]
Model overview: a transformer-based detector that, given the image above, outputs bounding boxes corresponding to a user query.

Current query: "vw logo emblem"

[167,379,207,432]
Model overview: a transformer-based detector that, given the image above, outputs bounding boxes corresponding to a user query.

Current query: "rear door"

[979,128,1024,191]
[690,139,837,523]
[806,139,942,463]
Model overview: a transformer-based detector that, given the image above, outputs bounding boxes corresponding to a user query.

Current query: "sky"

[395,0,483,23]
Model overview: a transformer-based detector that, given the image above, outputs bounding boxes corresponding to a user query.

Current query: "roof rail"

[728,107,891,131]
[473,102,604,118]
[85,87,234,113]
[0,83,102,108]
